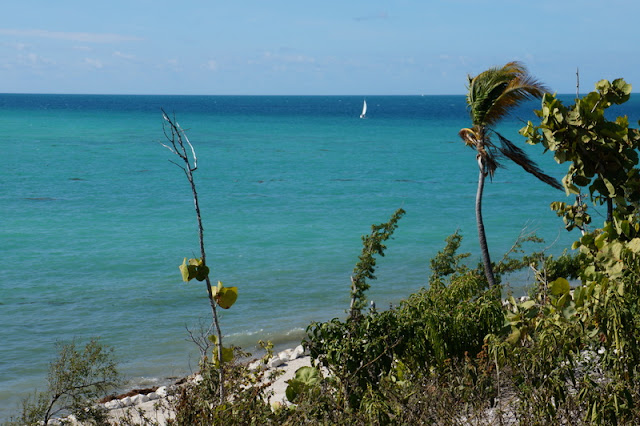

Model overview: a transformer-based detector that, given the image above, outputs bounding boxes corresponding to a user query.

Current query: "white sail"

[360,100,367,118]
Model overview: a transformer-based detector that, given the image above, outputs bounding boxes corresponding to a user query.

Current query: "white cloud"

[20,53,39,65]
[1,41,30,51]
[205,60,218,71]
[157,58,182,72]
[17,52,53,67]
[0,28,142,43]
[84,58,103,69]
[113,51,135,59]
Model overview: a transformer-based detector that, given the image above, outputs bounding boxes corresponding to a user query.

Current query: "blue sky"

[2,0,639,95]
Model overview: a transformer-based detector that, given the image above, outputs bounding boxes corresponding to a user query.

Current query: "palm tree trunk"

[476,160,497,288]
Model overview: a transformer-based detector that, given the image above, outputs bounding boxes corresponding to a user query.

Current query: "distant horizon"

[0,91,627,97]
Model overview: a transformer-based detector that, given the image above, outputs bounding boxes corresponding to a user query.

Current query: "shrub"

[7,339,120,426]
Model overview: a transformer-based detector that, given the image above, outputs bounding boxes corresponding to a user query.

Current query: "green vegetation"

[521,77,640,226]
[6,339,120,426]
[11,68,640,425]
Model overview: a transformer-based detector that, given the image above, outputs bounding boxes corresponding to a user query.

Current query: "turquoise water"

[1,94,633,417]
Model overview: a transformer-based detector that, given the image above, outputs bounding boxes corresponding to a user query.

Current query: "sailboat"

[359,100,367,119]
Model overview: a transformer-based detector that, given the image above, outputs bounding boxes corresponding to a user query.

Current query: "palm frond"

[466,61,549,128]
[487,77,548,126]
[495,132,563,190]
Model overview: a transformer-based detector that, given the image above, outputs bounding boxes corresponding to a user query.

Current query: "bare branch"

[182,130,198,171]
[186,320,215,360]
[159,142,176,155]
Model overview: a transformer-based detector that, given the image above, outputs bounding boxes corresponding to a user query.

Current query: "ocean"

[1,94,635,417]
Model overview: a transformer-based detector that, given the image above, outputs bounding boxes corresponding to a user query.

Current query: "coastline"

[1,93,590,422]
[96,346,311,425]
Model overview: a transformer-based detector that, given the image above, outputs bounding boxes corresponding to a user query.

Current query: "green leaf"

[506,328,521,345]
[550,277,570,296]
[574,286,585,307]
[212,280,222,297]
[180,257,208,282]
[620,220,631,237]
[557,293,571,309]
[573,174,590,187]
[602,177,616,197]
[285,381,302,403]
[215,283,238,309]
[213,345,234,367]
[221,346,234,363]
[285,366,321,403]
[195,264,210,281]
[179,258,190,282]
[613,78,632,96]
[607,261,624,277]
[294,366,321,386]
[520,300,536,310]
[595,233,607,250]
[627,238,640,253]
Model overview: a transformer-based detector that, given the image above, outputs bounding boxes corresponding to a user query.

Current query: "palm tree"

[459,61,562,288]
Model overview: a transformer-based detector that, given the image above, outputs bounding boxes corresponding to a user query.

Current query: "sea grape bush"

[484,79,640,423]
[162,111,237,403]
[520,78,640,223]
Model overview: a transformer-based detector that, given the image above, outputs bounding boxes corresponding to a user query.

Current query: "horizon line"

[0,91,612,97]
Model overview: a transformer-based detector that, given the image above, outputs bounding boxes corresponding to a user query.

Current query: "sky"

[1,0,639,95]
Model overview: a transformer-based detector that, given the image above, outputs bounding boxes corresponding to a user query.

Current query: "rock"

[147,391,158,400]
[104,399,121,409]
[131,394,149,404]
[121,396,133,406]
[156,386,168,398]
[290,345,306,360]
[268,356,285,368]
[278,348,293,362]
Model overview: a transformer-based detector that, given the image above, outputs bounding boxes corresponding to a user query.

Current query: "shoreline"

[92,345,311,425]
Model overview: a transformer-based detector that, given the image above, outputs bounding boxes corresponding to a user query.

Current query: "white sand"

[265,355,312,404]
